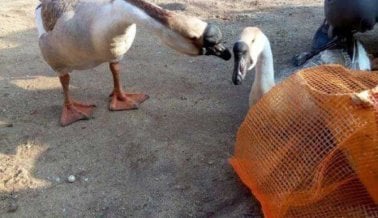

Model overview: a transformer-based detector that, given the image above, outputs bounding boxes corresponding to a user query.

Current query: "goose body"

[232,27,371,107]
[35,0,231,126]
[36,0,139,73]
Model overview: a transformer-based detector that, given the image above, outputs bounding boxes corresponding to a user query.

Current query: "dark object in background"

[293,0,378,66]
[325,0,377,36]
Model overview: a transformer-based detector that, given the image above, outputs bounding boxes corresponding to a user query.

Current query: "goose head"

[232,27,267,85]
[162,14,232,60]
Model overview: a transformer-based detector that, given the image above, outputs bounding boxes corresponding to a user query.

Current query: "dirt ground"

[1,0,377,217]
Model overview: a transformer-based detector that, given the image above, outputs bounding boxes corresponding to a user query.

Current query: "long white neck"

[250,37,275,106]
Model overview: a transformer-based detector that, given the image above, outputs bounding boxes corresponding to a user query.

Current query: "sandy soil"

[1,0,377,217]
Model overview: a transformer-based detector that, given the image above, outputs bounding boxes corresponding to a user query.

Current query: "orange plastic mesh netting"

[230,65,378,218]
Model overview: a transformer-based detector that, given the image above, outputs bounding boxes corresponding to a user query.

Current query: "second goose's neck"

[254,37,275,90]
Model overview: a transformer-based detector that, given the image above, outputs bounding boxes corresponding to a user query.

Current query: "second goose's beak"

[202,24,232,61]
[232,41,250,85]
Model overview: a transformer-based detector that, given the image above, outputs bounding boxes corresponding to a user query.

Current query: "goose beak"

[233,55,247,85]
[203,43,232,60]
[232,41,250,85]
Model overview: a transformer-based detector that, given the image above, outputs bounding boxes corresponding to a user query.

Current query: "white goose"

[232,27,371,107]
[232,27,274,107]
[35,0,231,126]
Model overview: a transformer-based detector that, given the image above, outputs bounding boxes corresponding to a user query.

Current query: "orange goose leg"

[59,74,95,126]
[108,62,149,111]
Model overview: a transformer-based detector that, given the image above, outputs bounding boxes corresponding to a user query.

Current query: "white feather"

[352,41,371,71]
[35,6,46,38]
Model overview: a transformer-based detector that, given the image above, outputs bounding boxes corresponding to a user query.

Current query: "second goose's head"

[232,27,267,85]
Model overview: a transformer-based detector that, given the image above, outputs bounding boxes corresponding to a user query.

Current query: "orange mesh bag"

[230,65,378,218]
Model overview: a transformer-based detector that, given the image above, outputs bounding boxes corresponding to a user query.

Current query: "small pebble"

[174,185,189,191]
[67,175,76,183]
[7,201,18,213]
[25,143,32,149]
[0,120,13,128]
[174,185,183,190]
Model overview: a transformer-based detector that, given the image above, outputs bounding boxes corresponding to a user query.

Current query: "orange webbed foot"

[109,92,149,111]
[60,101,96,126]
